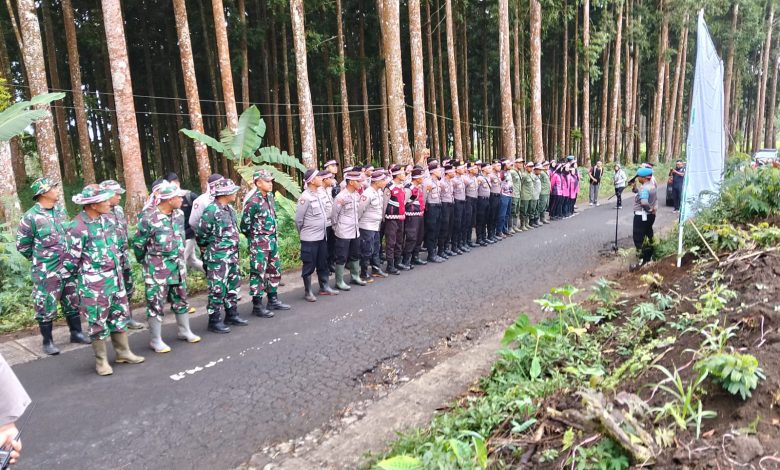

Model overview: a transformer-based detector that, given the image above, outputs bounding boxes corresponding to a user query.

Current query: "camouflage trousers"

[144,282,188,318]
[205,257,241,316]
[248,236,281,298]
[78,274,129,340]
[33,273,79,322]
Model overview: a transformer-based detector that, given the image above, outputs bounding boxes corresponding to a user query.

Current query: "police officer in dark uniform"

[438,165,455,259]
[402,167,427,267]
[384,165,407,274]
[451,162,467,254]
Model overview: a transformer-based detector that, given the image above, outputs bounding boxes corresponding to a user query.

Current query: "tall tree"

[290,0,317,168]
[498,0,516,158]
[607,1,624,163]
[335,0,354,165]
[378,0,412,164]
[560,2,569,156]
[724,3,738,152]
[359,8,372,162]
[754,2,775,152]
[581,0,590,164]
[17,0,62,201]
[648,0,668,162]
[529,0,545,162]
[444,0,463,160]
[513,4,524,159]
[61,0,95,184]
[101,0,147,217]
[281,24,295,157]
[0,140,20,220]
[425,0,440,159]
[238,0,249,110]
[173,0,211,191]
[664,16,688,162]
[765,32,780,148]
[409,0,428,161]
[211,0,239,133]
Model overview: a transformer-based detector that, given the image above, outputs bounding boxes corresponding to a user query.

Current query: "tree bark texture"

[498,0,516,158]
[607,1,623,163]
[409,0,428,160]
[379,0,412,164]
[424,0,439,161]
[529,0,544,162]
[756,3,776,151]
[648,0,668,162]
[765,32,780,148]
[290,0,317,168]
[444,0,462,161]
[581,0,590,164]
[101,0,147,218]
[238,0,249,111]
[211,0,239,136]
[335,0,354,165]
[724,3,738,150]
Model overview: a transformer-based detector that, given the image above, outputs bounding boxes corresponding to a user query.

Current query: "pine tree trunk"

[435,0,447,157]
[0,30,26,187]
[497,0,516,158]
[198,1,225,131]
[102,50,124,183]
[379,65,391,166]
[631,21,640,163]
[142,30,164,179]
[408,0,427,161]
[754,4,775,152]
[665,17,688,162]
[173,0,211,191]
[529,0,544,162]
[460,10,471,159]
[623,0,633,162]
[281,24,295,156]
[212,0,239,136]
[443,0,462,160]
[560,6,569,155]
[325,67,341,165]
[607,2,623,163]
[290,0,317,168]
[379,0,412,164]
[335,0,354,165]
[238,0,249,111]
[672,30,689,160]
[359,10,372,161]
[599,46,609,161]
[724,3,738,152]
[425,0,439,160]
[61,0,95,184]
[581,0,590,164]
[519,19,527,160]
[513,7,523,159]
[766,33,780,148]
[0,139,20,221]
[101,0,147,219]
[18,0,62,201]
[648,0,668,162]
[40,0,75,184]
[572,3,579,156]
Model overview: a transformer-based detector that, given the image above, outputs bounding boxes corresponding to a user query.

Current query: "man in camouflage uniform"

[66,185,145,376]
[538,161,552,224]
[15,177,89,356]
[132,182,201,353]
[241,169,291,317]
[196,179,247,333]
[519,162,535,231]
[99,180,144,330]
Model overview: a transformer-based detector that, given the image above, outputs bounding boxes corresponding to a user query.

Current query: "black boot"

[412,253,427,265]
[225,305,250,325]
[386,258,400,275]
[396,256,411,271]
[427,252,444,263]
[460,243,471,253]
[318,276,339,295]
[39,321,60,355]
[207,309,231,334]
[66,315,91,344]
[371,264,388,277]
[303,276,317,302]
[267,293,291,310]
[401,254,414,269]
[438,248,450,259]
[251,296,274,318]
[360,265,374,283]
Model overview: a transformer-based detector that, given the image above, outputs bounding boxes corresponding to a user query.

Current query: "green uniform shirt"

[509,169,521,197]
[539,171,551,196]
[132,207,186,285]
[520,171,534,200]
[15,203,70,281]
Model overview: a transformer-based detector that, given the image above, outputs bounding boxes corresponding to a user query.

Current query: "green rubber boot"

[334,264,351,291]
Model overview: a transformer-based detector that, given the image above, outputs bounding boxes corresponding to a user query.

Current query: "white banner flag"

[680,10,725,222]
[678,11,725,266]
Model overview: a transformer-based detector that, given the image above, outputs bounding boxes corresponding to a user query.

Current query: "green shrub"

[696,352,765,400]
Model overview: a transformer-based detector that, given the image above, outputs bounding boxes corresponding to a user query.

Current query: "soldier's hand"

[0,423,21,465]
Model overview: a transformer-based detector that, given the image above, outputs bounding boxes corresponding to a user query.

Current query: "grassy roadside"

[370,164,780,469]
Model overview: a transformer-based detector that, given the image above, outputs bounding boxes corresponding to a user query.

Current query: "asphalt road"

[12,195,675,469]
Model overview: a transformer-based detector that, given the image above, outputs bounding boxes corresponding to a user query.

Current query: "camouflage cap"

[253,169,274,182]
[98,179,126,194]
[157,182,186,200]
[31,177,58,199]
[212,178,240,197]
[72,184,114,205]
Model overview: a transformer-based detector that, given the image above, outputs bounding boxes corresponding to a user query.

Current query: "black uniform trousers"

[326,226,336,266]
[438,202,453,253]
[424,203,442,254]
[300,238,329,278]
[333,236,361,265]
[403,215,424,257]
[632,213,656,263]
[359,229,381,269]
[476,197,489,242]
[463,197,476,244]
[384,218,405,261]
[452,199,466,248]
[487,193,501,237]
[672,185,683,211]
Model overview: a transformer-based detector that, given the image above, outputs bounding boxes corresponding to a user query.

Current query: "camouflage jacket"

[240,191,277,244]
[64,211,121,284]
[132,207,186,285]
[519,171,535,200]
[105,205,131,267]
[195,201,240,262]
[15,203,70,281]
